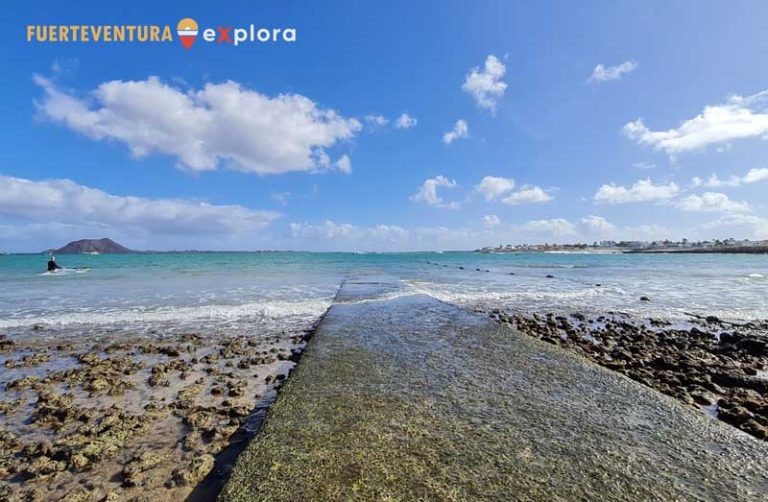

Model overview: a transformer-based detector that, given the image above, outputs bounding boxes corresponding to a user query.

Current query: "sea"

[1,252,766,339]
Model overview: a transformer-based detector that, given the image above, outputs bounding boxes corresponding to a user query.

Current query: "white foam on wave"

[406,280,611,306]
[0,297,334,330]
[407,279,768,323]
[336,289,419,305]
[748,273,764,279]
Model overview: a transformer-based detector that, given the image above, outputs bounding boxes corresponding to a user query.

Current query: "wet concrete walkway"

[221,276,768,501]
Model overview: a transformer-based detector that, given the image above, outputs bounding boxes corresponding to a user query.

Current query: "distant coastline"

[478,238,768,255]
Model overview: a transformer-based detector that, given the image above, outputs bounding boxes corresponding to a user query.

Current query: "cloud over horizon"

[594,178,680,204]
[0,175,280,249]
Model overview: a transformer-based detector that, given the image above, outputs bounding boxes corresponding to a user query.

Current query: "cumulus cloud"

[520,218,577,236]
[410,176,459,209]
[474,176,515,201]
[501,186,554,205]
[579,215,617,234]
[594,178,680,204]
[588,61,638,83]
[287,221,421,251]
[442,119,468,144]
[474,177,555,205]
[0,175,280,244]
[395,113,418,129]
[34,75,361,175]
[701,214,768,240]
[462,55,508,113]
[623,90,768,157]
[280,216,681,251]
[675,192,750,213]
[482,214,501,228]
[692,167,768,188]
[334,155,352,174]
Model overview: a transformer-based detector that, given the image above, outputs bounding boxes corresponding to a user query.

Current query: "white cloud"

[501,186,554,205]
[701,214,768,240]
[410,176,459,209]
[482,214,501,228]
[395,113,417,129]
[692,167,768,188]
[0,175,280,243]
[675,192,750,213]
[287,221,414,250]
[270,191,291,205]
[743,167,768,183]
[520,218,577,236]
[289,220,357,239]
[34,75,361,175]
[462,55,508,113]
[623,90,768,156]
[442,119,468,144]
[579,215,617,234]
[364,114,389,128]
[334,155,352,174]
[588,61,638,83]
[594,178,680,204]
[474,176,515,201]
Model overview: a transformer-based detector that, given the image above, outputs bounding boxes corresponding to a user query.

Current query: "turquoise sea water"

[1,252,766,337]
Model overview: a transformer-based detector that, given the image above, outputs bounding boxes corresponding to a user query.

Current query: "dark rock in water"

[705,316,721,324]
[458,266,464,270]
[509,272,515,275]
[546,274,554,279]
[595,284,601,287]
[640,296,650,302]
[49,237,134,254]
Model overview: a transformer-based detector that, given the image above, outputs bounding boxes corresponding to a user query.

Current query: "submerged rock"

[168,454,215,487]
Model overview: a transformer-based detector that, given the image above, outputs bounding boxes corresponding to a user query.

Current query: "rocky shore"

[482,309,768,441]
[0,325,315,501]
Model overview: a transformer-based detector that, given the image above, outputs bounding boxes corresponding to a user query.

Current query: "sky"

[2,0,768,252]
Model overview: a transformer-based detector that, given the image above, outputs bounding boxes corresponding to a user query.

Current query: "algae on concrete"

[221,279,768,502]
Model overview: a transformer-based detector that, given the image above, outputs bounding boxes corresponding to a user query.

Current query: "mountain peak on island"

[50,238,134,254]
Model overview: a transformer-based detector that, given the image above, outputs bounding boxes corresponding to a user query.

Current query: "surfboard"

[38,268,91,276]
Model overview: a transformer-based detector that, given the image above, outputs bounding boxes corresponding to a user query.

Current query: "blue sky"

[2,0,768,251]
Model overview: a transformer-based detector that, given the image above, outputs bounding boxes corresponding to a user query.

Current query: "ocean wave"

[514,264,588,269]
[335,290,419,305]
[0,297,334,330]
[405,280,613,305]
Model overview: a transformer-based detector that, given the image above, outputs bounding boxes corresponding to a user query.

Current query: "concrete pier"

[221,276,768,501]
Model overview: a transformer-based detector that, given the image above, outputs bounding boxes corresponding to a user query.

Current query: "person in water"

[47,256,62,272]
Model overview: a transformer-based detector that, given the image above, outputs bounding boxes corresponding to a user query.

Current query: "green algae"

[221,283,768,502]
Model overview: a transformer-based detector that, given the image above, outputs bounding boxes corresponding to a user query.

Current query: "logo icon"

[177,18,198,49]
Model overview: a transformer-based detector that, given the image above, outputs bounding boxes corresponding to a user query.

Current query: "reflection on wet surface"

[223,274,768,501]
